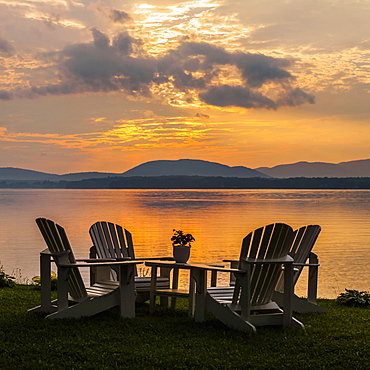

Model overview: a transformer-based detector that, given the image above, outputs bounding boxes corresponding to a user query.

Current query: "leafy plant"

[0,264,16,288]
[336,289,370,307]
[32,271,58,290]
[171,229,195,247]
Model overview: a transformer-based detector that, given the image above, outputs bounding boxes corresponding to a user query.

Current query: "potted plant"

[171,229,195,263]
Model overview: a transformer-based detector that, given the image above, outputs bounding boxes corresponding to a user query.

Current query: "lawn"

[1,285,370,369]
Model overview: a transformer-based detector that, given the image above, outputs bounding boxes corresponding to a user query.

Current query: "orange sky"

[1,0,370,174]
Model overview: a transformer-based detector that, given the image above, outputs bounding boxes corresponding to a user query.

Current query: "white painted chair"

[225,225,326,313]
[199,223,304,332]
[89,221,171,303]
[28,218,141,319]
[272,225,327,313]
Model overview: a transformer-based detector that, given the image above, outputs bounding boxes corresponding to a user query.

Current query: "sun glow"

[129,0,252,56]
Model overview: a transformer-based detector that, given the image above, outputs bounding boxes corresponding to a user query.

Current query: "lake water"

[1,188,370,299]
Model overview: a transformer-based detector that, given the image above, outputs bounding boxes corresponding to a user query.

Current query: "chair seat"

[135,276,170,291]
[85,277,170,295]
[85,280,119,297]
[207,286,281,312]
[89,221,172,302]
[30,218,139,319]
[201,223,305,332]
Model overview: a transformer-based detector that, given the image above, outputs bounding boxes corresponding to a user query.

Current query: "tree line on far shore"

[2,175,370,189]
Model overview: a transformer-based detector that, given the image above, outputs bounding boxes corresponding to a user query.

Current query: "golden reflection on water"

[1,189,370,299]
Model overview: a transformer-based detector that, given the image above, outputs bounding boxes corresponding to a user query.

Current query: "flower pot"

[173,246,190,263]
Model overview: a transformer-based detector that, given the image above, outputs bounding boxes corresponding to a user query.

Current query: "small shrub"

[32,271,58,290]
[171,229,195,247]
[336,289,370,307]
[0,265,16,288]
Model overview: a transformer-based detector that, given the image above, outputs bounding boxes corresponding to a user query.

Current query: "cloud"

[232,53,292,88]
[195,113,210,119]
[91,27,110,49]
[225,0,370,52]
[2,28,314,109]
[0,90,13,100]
[109,9,132,24]
[277,87,315,107]
[112,32,137,55]
[0,37,14,56]
[199,85,277,109]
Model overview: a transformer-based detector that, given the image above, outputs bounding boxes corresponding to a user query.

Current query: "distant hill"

[0,167,120,181]
[0,160,268,181]
[0,168,60,181]
[256,159,370,178]
[338,159,370,177]
[122,159,269,178]
[2,158,370,181]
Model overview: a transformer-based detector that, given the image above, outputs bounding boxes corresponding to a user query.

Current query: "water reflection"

[1,189,370,298]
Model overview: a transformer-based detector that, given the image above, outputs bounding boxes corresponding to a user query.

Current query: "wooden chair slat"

[89,221,170,302]
[31,218,138,319]
[204,223,302,332]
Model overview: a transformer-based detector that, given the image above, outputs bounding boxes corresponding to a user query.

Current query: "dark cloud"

[277,87,315,107]
[177,42,231,66]
[5,28,314,109]
[112,32,136,55]
[56,30,156,96]
[199,85,277,109]
[232,53,292,87]
[109,9,132,24]
[195,113,210,119]
[0,37,14,56]
[0,90,13,100]
[91,27,110,49]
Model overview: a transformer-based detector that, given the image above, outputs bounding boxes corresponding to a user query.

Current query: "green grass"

[1,285,370,369]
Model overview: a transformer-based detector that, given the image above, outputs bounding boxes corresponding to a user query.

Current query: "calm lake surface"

[1,188,370,299]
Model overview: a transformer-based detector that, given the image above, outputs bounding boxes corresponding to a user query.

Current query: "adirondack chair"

[89,221,171,303]
[198,223,304,332]
[272,225,327,313]
[28,218,141,319]
[225,225,326,313]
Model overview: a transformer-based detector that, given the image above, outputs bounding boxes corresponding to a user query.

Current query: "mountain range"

[1,158,370,181]
[256,159,370,178]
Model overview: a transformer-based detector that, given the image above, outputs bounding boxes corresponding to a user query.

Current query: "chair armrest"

[59,260,142,268]
[189,264,241,274]
[138,256,175,261]
[223,259,238,262]
[76,258,126,262]
[293,262,320,267]
[242,255,294,264]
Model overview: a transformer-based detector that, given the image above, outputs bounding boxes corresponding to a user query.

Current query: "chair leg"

[149,266,158,313]
[283,262,293,327]
[40,252,52,312]
[57,266,69,313]
[190,269,207,322]
[171,267,180,309]
[119,264,136,318]
[188,273,195,317]
[308,253,319,304]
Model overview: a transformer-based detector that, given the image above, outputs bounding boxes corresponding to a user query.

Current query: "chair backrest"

[89,221,135,260]
[36,218,87,300]
[290,225,321,283]
[275,224,321,292]
[238,223,294,306]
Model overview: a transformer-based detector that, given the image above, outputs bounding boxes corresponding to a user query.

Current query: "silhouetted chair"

[196,223,304,332]
[89,221,171,303]
[29,218,141,319]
